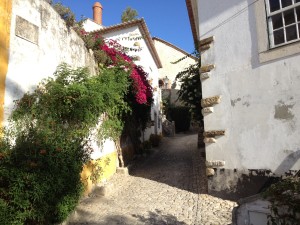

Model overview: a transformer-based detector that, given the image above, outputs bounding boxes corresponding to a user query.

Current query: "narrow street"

[67,134,236,225]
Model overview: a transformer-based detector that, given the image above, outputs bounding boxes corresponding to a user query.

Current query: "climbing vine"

[175,50,202,122]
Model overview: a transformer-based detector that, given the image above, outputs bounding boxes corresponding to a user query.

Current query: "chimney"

[93,2,103,25]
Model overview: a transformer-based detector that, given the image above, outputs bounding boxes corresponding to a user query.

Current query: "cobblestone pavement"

[67,133,237,225]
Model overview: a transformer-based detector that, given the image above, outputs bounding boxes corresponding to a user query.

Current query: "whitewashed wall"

[6,0,96,121]
[83,18,103,32]
[197,0,300,198]
[6,0,116,160]
[153,39,196,89]
[101,26,162,140]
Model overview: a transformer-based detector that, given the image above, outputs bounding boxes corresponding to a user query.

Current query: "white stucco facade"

[189,0,300,197]
[83,20,163,141]
[153,38,196,89]
[101,27,162,140]
[82,18,103,32]
[5,0,116,161]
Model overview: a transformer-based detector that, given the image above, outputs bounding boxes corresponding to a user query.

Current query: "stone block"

[199,36,215,46]
[200,64,215,73]
[200,44,211,52]
[15,16,39,44]
[206,168,215,176]
[117,167,129,175]
[94,183,114,196]
[204,137,217,143]
[202,107,214,115]
[201,95,221,107]
[203,130,225,138]
[200,72,211,80]
[206,160,225,168]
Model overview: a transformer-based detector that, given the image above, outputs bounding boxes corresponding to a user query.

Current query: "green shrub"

[263,176,300,225]
[0,64,131,224]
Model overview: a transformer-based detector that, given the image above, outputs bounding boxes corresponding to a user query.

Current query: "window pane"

[297,6,300,21]
[269,0,280,12]
[284,9,296,25]
[272,14,283,29]
[273,29,285,45]
[286,25,297,41]
[281,0,292,8]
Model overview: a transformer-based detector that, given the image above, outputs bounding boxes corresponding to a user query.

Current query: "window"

[266,0,300,48]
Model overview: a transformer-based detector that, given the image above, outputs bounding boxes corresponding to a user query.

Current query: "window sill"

[259,41,300,63]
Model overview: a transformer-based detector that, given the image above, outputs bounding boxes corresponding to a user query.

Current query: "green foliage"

[52,2,76,27]
[168,106,191,132]
[175,51,202,123]
[0,64,132,224]
[121,7,139,23]
[263,176,300,225]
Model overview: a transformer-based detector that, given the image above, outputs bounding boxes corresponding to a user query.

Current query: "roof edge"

[186,0,198,44]
[91,19,162,68]
[152,37,198,61]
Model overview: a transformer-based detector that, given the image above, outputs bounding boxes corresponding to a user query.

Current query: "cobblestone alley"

[67,133,237,225]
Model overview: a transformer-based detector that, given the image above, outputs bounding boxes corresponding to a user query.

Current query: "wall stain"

[242,101,250,107]
[231,97,241,107]
[274,101,295,121]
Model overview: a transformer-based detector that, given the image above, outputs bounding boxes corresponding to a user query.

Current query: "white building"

[84,2,163,141]
[187,0,300,199]
[152,37,197,90]
[153,37,197,106]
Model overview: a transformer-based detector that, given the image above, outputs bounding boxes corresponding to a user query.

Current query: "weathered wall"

[5,0,96,124]
[198,0,300,198]
[101,26,162,140]
[6,0,117,195]
[81,151,118,196]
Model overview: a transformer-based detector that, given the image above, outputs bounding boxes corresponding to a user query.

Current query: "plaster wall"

[101,26,162,140]
[198,0,300,196]
[5,0,117,194]
[6,0,96,123]
[153,39,196,89]
[83,18,103,32]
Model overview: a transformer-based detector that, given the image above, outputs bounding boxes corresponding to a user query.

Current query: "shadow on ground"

[68,209,187,225]
[129,133,208,195]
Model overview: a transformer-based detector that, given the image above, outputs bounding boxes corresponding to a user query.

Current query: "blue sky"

[53,0,195,53]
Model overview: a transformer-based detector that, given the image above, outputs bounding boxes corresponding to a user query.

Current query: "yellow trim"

[0,0,12,128]
[81,151,118,196]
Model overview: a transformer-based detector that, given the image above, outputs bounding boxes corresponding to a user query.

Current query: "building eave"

[186,0,199,44]
[92,19,162,69]
[152,37,198,61]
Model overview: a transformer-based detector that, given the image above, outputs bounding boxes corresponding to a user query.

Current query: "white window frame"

[254,0,300,63]
[265,0,300,48]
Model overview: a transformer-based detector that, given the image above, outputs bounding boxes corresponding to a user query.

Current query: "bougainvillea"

[101,39,153,105]
[78,29,153,105]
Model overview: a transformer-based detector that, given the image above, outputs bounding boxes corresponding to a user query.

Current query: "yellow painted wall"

[81,151,118,196]
[0,0,12,128]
